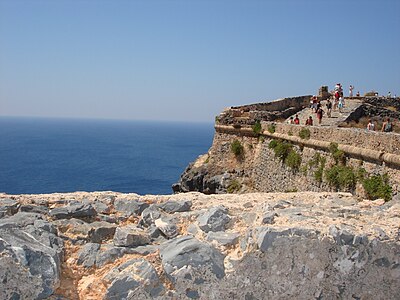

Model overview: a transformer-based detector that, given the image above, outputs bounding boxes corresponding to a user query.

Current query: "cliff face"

[173,96,400,197]
[1,191,399,299]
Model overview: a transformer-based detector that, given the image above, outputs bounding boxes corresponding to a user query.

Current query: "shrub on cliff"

[362,174,392,201]
[267,124,276,134]
[227,179,242,193]
[329,142,345,164]
[285,149,302,171]
[231,140,244,157]
[325,165,356,191]
[299,128,310,140]
[252,120,262,135]
[273,141,292,162]
[268,139,278,149]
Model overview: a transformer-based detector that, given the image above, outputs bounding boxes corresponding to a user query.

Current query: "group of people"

[367,118,394,132]
[288,113,315,126]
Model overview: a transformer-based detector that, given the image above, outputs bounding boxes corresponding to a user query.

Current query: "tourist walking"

[316,107,324,124]
[334,91,340,110]
[382,118,393,132]
[367,119,375,131]
[338,97,344,113]
[288,117,294,124]
[326,99,332,117]
[356,91,360,97]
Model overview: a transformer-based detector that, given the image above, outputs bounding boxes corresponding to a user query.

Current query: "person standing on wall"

[349,85,354,97]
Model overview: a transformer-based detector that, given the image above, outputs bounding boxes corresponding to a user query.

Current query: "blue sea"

[0,117,214,195]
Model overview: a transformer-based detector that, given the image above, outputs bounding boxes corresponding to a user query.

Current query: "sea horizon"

[0,116,214,195]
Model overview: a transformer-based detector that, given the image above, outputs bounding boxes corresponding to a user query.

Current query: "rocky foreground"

[0,191,399,299]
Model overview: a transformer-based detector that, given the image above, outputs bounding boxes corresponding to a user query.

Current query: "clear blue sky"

[1,0,399,122]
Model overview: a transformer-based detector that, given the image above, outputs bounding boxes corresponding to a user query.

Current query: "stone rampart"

[216,123,400,158]
[217,95,311,125]
[174,123,400,195]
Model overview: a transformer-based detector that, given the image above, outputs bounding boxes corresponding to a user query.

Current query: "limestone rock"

[104,258,164,299]
[206,231,240,246]
[262,211,278,224]
[140,205,162,227]
[0,212,44,229]
[197,206,230,233]
[88,221,117,243]
[0,198,19,218]
[113,225,150,247]
[160,236,225,282]
[154,216,178,238]
[20,204,49,215]
[114,199,149,217]
[77,242,101,268]
[159,200,192,213]
[0,223,63,299]
[49,203,96,219]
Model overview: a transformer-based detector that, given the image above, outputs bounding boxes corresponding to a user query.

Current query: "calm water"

[0,117,213,195]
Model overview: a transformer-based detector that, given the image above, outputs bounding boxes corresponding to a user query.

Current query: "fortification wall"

[217,95,311,125]
[175,124,400,196]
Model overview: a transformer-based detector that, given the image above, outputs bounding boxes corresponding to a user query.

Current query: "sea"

[0,117,214,195]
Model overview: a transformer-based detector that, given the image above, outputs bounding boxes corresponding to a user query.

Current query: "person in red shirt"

[305,116,313,126]
[294,114,300,124]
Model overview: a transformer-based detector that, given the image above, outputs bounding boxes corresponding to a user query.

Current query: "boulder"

[114,199,149,217]
[154,216,178,238]
[160,236,225,282]
[104,258,164,299]
[206,231,240,246]
[95,245,127,268]
[19,204,49,215]
[140,205,162,227]
[0,198,19,218]
[88,221,117,243]
[159,200,192,213]
[0,212,44,229]
[113,225,150,247]
[77,243,101,268]
[0,225,63,299]
[49,203,96,220]
[262,211,278,224]
[197,206,230,233]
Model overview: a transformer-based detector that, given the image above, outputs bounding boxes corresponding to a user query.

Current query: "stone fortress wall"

[175,94,400,196]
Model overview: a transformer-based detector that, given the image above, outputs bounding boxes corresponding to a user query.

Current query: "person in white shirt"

[349,85,354,97]
[367,119,375,131]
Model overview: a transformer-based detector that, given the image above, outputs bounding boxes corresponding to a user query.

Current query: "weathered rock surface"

[113,225,150,247]
[197,206,230,232]
[160,235,226,282]
[0,191,399,299]
[0,213,63,299]
[114,199,149,217]
[158,200,192,213]
[49,203,96,219]
[103,258,164,299]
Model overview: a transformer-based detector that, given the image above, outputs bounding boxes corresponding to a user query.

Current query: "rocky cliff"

[1,191,399,299]
[173,96,400,198]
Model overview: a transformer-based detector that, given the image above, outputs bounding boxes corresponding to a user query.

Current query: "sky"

[0,0,399,122]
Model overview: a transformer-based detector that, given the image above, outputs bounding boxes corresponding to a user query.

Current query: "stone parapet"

[217,95,311,125]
